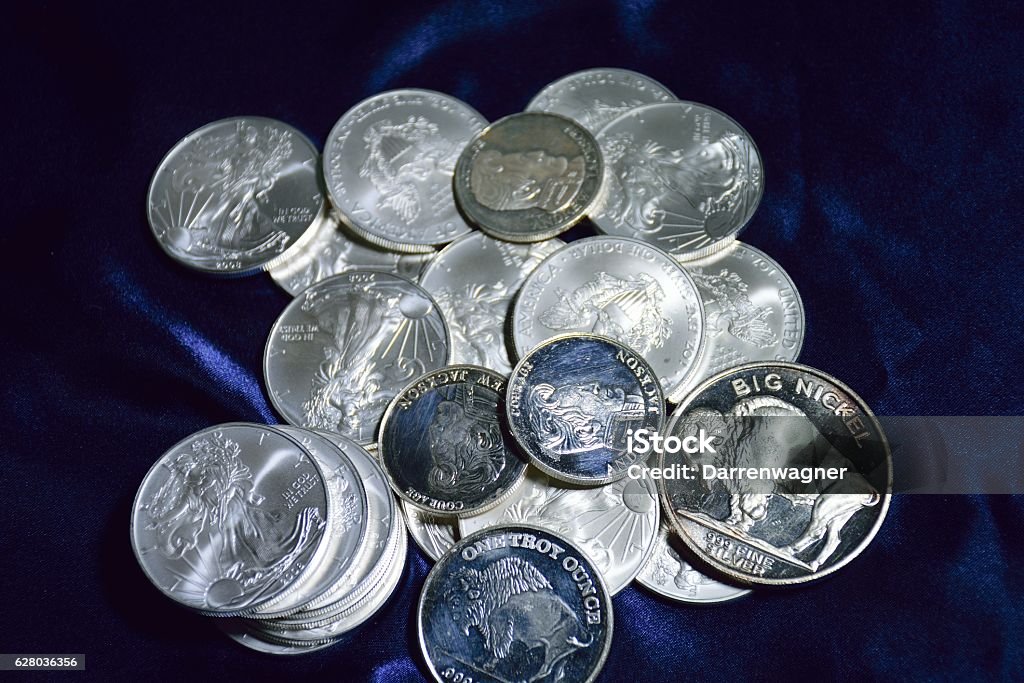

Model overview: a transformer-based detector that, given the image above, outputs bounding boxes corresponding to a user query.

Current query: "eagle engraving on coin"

[692,268,777,348]
[142,432,325,610]
[445,557,592,681]
[427,385,507,496]
[526,381,644,456]
[470,149,585,213]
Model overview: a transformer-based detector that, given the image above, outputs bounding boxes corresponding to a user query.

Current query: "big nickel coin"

[418,525,613,683]
[635,527,751,603]
[659,362,892,585]
[130,423,330,615]
[458,468,659,595]
[148,117,325,276]
[506,334,665,485]
[512,236,706,402]
[324,89,486,252]
[454,112,603,242]
[379,366,527,516]
[592,102,763,260]
[418,232,564,373]
[264,271,449,445]
[526,67,677,133]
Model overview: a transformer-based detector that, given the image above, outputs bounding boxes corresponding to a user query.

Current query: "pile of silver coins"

[137,68,891,678]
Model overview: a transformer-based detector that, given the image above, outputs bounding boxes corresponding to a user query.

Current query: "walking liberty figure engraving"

[432,282,510,371]
[691,268,777,348]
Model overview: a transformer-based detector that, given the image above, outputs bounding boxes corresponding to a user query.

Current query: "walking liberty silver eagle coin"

[148,117,325,276]
[324,89,487,252]
[402,500,459,562]
[659,362,892,585]
[418,232,564,374]
[130,423,330,616]
[526,67,677,134]
[453,112,604,242]
[592,101,763,260]
[506,334,665,485]
[264,271,450,445]
[418,525,613,683]
[635,526,751,603]
[512,236,706,402]
[379,366,528,516]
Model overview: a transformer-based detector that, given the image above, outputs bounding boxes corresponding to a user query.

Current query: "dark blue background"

[2,1,1022,680]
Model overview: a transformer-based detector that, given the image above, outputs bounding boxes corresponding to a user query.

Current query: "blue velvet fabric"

[2,1,1022,680]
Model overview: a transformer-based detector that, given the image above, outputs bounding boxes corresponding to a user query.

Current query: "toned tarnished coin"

[659,362,892,585]
[379,365,527,516]
[324,89,486,252]
[506,334,665,485]
[458,468,659,595]
[148,117,325,276]
[402,500,458,562]
[453,112,603,242]
[526,67,676,134]
[684,241,805,383]
[635,526,751,603]
[130,423,330,616]
[512,236,706,402]
[268,212,435,295]
[592,102,763,260]
[418,525,613,683]
[264,270,449,445]
[418,232,564,373]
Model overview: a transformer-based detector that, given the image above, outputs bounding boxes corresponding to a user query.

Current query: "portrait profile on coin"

[427,385,507,496]
[470,148,585,213]
[527,381,644,455]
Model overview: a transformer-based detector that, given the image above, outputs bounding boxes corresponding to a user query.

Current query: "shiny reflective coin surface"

[419,525,613,683]
[506,334,665,485]
[454,112,603,242]
[268,212,435,295]
[592,102,763,260]
[380,366,528,516]
[526,67,676,134]
[402,500,458,562]
[684,242,805,383]
[148,117,325,276]
[324,89,486,252]
[131,423,329,616]
[264,271,449,445]
[659,362,892,585]
[635,526,751,603]
[458,469,659,595]
[217,619,338,655]
[418,232,564,373]
[512,236,706,402]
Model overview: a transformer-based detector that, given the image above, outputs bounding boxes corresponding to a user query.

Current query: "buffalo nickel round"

[512,236,706,402]
[526,67,676,133]
[379,365,527,516]
[324,89,486,252]
[458,468,659,595]
[684,241,805,383]
[130,423,330,616]
[454,112,603,242]
[635,527,751,603]
[659,362,892,585]
[592,102,763,260]
[402,500,458,562]
[506,334,665,485]
[264,271,449,445]
[418,525,613,683]
[418,232,564,373]
[148,117,325,276]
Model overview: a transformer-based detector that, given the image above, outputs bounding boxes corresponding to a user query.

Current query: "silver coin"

[324,89,486,252]
[130,423,330,616]
[379,366,528,516]
[526,67,677,134]
[453,112,603,242]
[659,362,892,585]
[264,270,450,445]
[217,619,338,655]
[635,526,751,603]
[506,334,666,485]
[592,102,763,260]
[402,500,458,562]
[683,241,805,383]
[418,232,564,374]
[512,236,706,402]
[458,468,659,595]
[148,117,325,276]
[268,211,435,295]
